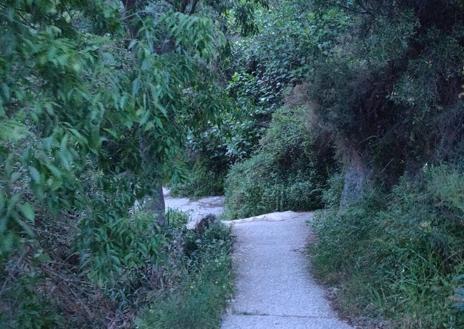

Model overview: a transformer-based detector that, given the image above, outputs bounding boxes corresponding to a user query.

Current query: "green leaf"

[14,217,35,237]
[19,203,35,222]
[29,166,41,183]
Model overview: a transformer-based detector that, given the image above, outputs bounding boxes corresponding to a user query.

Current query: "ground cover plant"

[224,106,335,219]
[311,166,464,328]
[137,220,233,329]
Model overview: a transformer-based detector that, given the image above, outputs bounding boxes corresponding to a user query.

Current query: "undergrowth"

[170,159,226,197]
[224,106,335,219]
[136,222,233,329]
[311,165,464,329]
[0,210,233,328]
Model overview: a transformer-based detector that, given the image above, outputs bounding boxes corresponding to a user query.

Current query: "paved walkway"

[221,212,353,329]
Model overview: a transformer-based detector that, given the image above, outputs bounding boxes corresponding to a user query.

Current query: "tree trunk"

[147,184,166,226]
[138,134,166,227]
[339,148,371,209]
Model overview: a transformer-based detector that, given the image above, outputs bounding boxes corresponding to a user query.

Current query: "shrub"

[0,275,63,329]
[311,165,464,329]
[0,208,233,329]
[224,106,335,219]
[79,211,168,288]
[136,222,233,329]
[321,172,344,209]
[307,1,464,186]
[170,159,226,197]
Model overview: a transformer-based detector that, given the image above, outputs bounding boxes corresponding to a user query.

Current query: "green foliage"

[311,166,464,328]
[1,208,233,328]
[224,107,335,219]
[170,0,334,195]
[230,1,348,112]
[170,158,226,197]
[219,0,350,162]
[308,0,464,181]
[169,125,232,197]
[1,274,63,329]
[137,222,233,329]
[320,172,344,209]
[165,208,189,229]
[219,0,464,326]
[79,211,167,287]
[0,0,236,327]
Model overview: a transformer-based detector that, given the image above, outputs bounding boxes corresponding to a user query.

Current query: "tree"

[307,0,464,205]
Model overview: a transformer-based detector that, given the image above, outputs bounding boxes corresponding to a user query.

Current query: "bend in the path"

[163,188,224,229]
[222,212,353,329]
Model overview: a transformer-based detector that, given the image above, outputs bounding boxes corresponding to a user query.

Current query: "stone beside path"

[221,212,353,329]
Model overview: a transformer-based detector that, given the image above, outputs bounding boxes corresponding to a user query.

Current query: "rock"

[194,214,217,234]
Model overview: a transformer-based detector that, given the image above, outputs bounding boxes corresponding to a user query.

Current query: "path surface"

[163,188,224,229]
[163,191,352,328]
[221,211,353,329]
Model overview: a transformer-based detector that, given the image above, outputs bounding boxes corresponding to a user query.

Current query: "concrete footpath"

[221,212,353,329]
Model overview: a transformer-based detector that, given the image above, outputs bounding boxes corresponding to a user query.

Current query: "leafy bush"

[311,165,464,329]
[79,211,168,287]
[137,222,233,329]
[170,1,338,198]
[169,136,229,197]
[222,1,345,161]
[0,275,63,329]
[0,1,238,327]
[320,172,344,209]
[0,208,233,329]
[170,160,226,197]
[165,209,189,229]
[307,1,464,185]
[224,106,335,219]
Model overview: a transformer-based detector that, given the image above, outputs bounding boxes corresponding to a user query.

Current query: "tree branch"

[189,0,200,15]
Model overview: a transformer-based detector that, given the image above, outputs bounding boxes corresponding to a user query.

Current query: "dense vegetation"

[218,0,464,328]
[224,106,334,218]
[137,215,233,329]
[312,166,464,328]
[304,1,464,327]
[192,0,464,327]
[0,0,246,327]
[3,0,464,328]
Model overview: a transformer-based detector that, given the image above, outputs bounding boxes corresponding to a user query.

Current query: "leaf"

[19,203,35,222]
[132,78,141,95]
[14,217,35,237]
[29,166,41,183]
[45,163,62,178]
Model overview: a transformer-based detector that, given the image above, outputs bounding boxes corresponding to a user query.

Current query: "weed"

[137,223,233,329]
[311,166,464,329]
